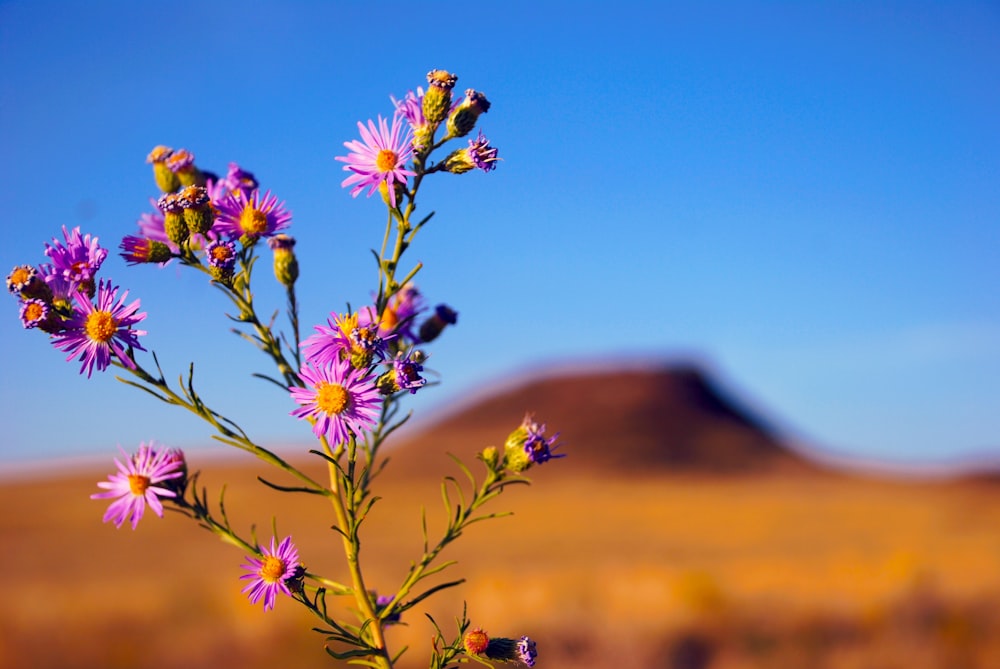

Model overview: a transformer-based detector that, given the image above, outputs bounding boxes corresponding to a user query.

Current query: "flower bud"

[178,185,215,235]
[418,304,457,343]
[160,447,189,496]
[166,148,202,187]
[463,628,489,655]
[480,446,500,470]
[147,145,181,193]
[158,193,188,245]
[379,180,407,209]
[422,69,458,125]
[446,89,491,138]
[267,234,299,287]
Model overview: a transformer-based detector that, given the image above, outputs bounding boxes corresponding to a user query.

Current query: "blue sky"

[1,1,998,469]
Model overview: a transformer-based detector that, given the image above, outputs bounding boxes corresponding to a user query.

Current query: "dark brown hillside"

[388,363,814,475]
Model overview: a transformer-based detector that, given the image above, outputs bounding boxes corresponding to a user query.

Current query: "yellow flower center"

[240,207,269,235]
[10,267,31,285]
[211,245,233,263]
[259,555,287,583]
[375,149,398,172]
[85,309,117,343]
[23,302,45,322]
[128,474,150,496]
[316,382,350,415]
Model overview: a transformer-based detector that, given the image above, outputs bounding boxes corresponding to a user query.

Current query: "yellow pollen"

[211,245,233,263]
[10,267,31,284]
[128,474,150,496]
[259,556,286,583]
[23,302,44,321]
[85,310,117,343]
[375,149,398,172]
[316,382,350,415]
[240,207,269,235]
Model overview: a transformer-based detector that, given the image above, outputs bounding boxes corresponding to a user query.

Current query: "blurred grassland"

[3,457,1000,669]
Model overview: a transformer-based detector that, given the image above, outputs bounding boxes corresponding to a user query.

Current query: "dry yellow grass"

[3,455,999,669]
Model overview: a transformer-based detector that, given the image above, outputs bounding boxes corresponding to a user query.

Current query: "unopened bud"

[166,149,202,187]
[268,235,299,287]
[418,304,457,343]
[422,69,458,125]
[446,89,491,138]
[178,185,214,235]
[147,145,180,193]
[158,193,188,245]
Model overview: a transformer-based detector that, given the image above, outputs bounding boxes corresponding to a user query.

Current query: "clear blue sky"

[2,1,998,469]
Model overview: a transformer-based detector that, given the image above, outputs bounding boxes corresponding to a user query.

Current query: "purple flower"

[214,189,292,240]
[290,357,381,446]
[18,298,49,329]
[517,637,538,667]
[205,239,238,271]
[302,308,389,369]
[43,226,108,288]
[50,279,147,377]
[240,536,301,612]
[380,284,426,343]
[522,415,564,466]
[222,162,259,198]
[336,115,415,208]
[467,132,499,172]
[392,88,427,130]
[90,443,185,529]
[391,352,426,394]
[442,132,499,174]
[375,594,401,624]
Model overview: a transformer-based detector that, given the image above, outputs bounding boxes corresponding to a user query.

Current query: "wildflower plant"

[9,70,556,668]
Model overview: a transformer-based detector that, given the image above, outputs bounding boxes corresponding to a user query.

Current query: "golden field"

[3,367,999,668]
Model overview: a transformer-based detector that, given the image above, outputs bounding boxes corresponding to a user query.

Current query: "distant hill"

[386,363,816,476]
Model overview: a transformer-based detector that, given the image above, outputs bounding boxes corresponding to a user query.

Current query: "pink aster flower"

[240,536,301,611]
[91,443,185,529]
[290,357,381,446]
[50,279,147,377]
[43,226,108,289]
[302,307,390,369]
[214,189,292,240]
[336,115,415,207]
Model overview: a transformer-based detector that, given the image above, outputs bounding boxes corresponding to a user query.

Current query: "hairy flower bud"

[480,446,500,470]
[166,148,202,187]
[446,89,491,139]
[422,69,458,125]
[147,145,180,193]
[267,234,299,287]
[158,193,188,245]
[178,185,214,235]
[418,304,458,343]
